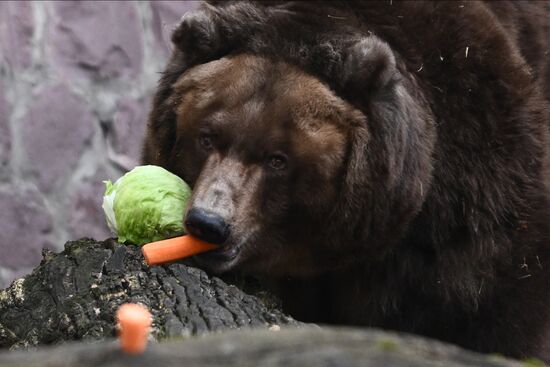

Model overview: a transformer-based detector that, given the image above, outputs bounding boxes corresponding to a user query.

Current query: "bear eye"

[198,133,214,150]
[267,154,288,170]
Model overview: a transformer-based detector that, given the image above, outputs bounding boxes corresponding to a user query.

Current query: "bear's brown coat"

[143,1,550,361]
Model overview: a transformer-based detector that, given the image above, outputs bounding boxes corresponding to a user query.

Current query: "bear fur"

[143,1,550,361]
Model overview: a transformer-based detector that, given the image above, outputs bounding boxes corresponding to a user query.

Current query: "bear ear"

[340,36,398,96]
[171,6,225,65]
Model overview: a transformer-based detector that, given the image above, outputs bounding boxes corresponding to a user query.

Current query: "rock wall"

[0,1,199,287]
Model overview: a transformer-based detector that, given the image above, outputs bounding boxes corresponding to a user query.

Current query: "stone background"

[0,1,199,287]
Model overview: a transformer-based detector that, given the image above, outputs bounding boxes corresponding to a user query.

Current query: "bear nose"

[184,208,230,245]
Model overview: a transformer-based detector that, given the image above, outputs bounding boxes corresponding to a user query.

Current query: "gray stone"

[49,2,143,81]
[0,327,530,367]
[20,83,95,192]
[0,1,33,69]
[67,169,111,241]
[0,185,52,270]
[151,1,200,57]
[108,97,149,169]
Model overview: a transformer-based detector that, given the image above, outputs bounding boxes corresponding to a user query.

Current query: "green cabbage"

[102,165,192,245]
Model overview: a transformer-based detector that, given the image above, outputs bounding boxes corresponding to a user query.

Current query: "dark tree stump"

[0,327,528,367]
[0,238,299,349]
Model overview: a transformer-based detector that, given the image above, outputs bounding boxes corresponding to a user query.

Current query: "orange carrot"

[142,235,217,265]
[116,303,152,354]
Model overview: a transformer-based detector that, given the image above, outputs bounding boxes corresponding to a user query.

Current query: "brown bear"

[142,1,550,361]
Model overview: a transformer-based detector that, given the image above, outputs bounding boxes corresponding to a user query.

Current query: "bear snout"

[185,207,230,245]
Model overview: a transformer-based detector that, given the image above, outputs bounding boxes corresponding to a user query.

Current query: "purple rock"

[108,97,149,170]
[49,2,143,81]
[0,186,53,270]
[0,1,33,69]
[0,85,10,172]
[67,169,111,241]
[151,1,200,57]
[20,83,95,192]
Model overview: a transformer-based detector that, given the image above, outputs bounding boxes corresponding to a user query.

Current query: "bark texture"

[0,238,298,349]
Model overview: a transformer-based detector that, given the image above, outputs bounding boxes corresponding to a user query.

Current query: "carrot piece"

[141,235,217,265]
[116,303,152,354]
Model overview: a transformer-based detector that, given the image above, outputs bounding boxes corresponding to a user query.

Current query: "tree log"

[0,238,299,349]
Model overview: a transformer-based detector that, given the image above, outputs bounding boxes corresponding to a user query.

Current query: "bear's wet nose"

[184,208,230,245]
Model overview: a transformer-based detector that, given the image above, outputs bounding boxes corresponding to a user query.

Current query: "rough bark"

[0,238,299,349]
[0,327,530,367]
